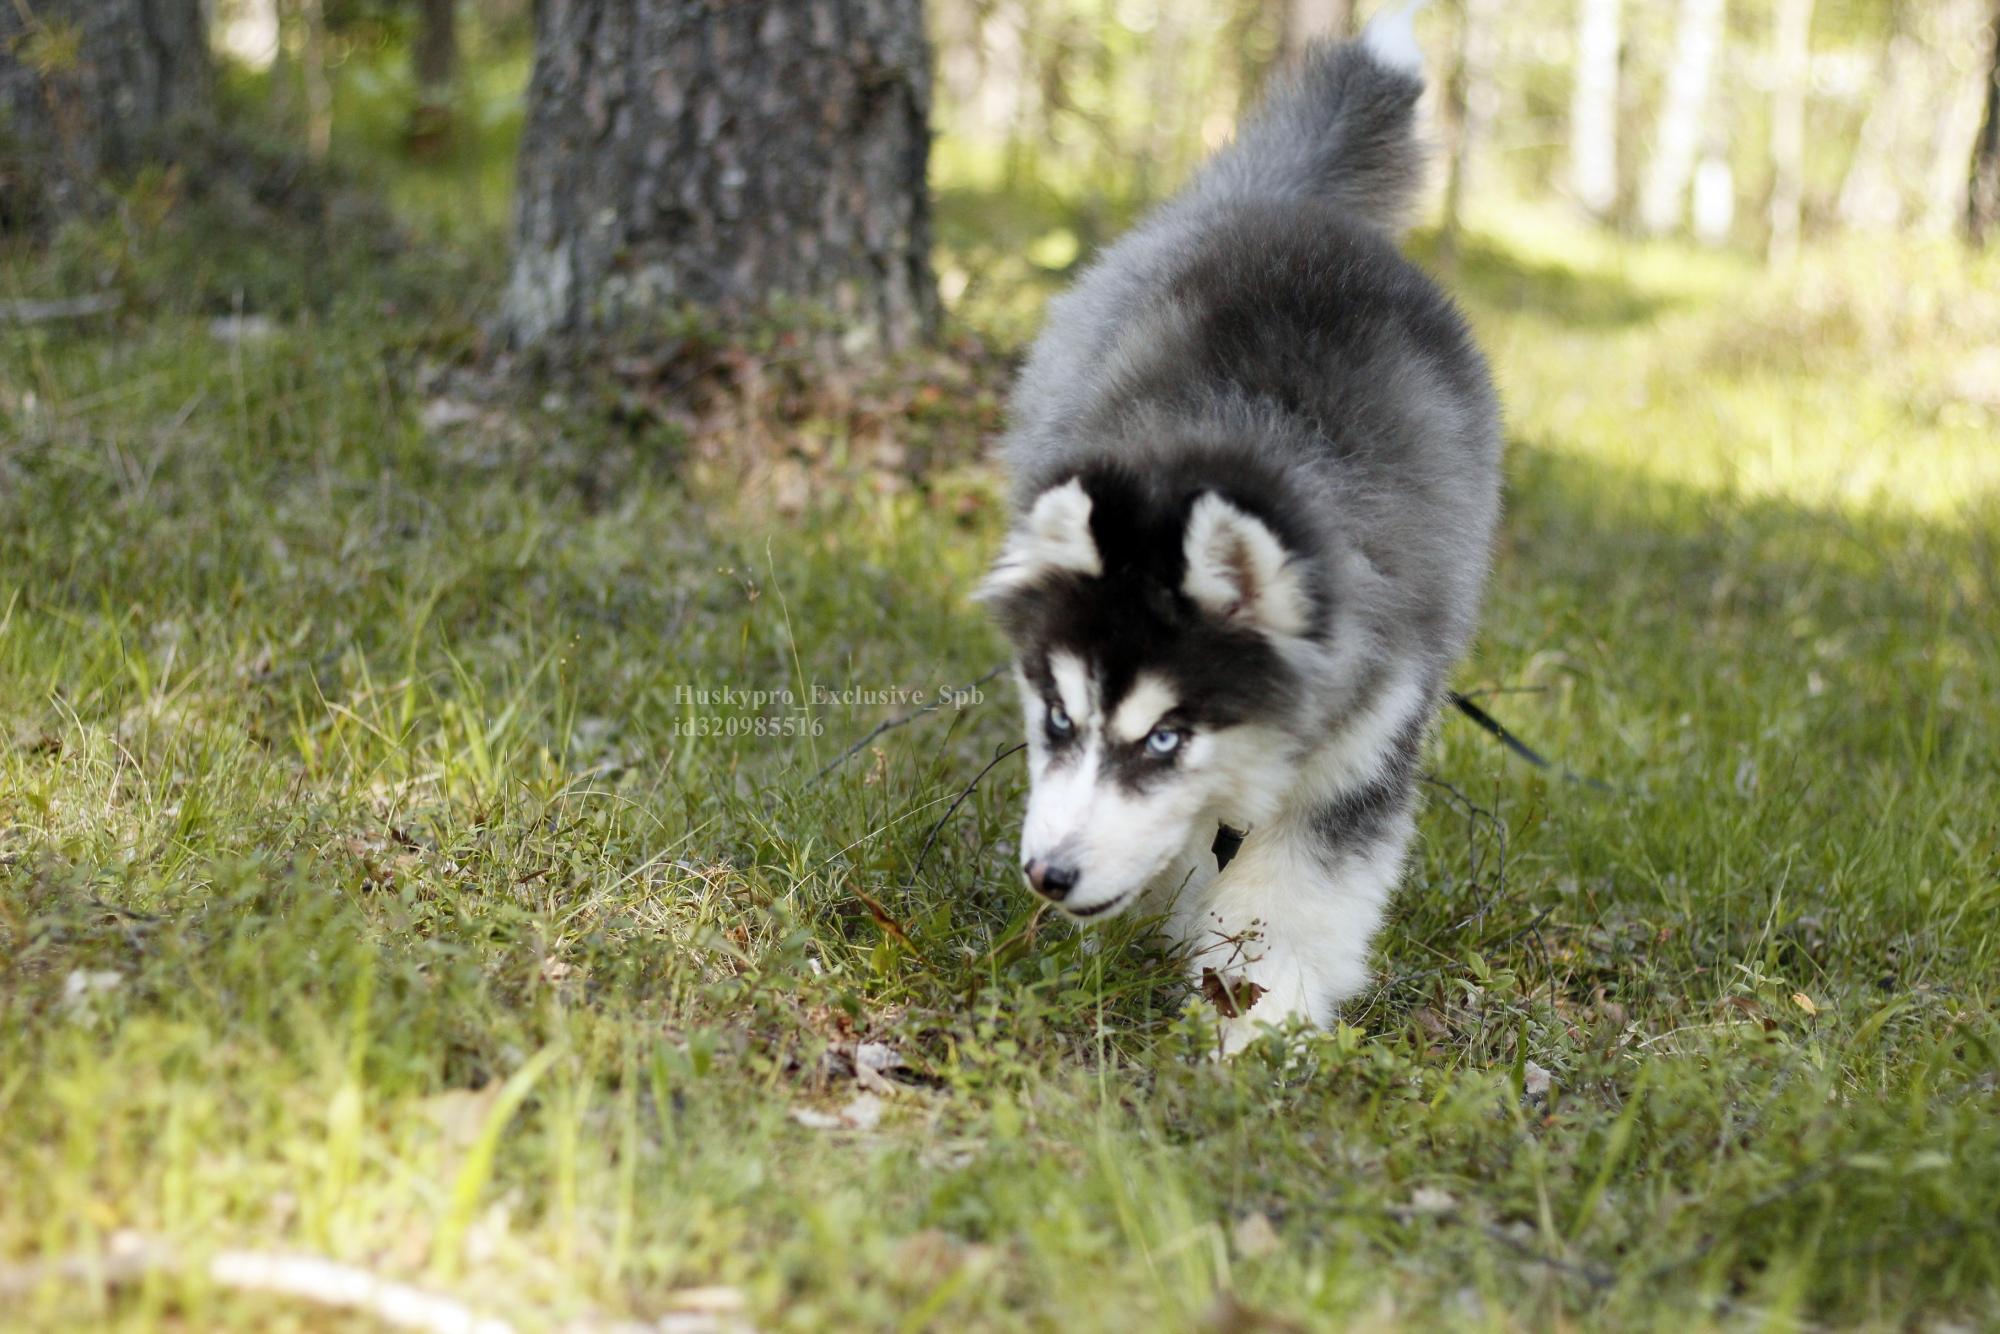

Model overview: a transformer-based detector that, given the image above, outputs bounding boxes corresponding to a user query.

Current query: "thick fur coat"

[981,5,1502,1051]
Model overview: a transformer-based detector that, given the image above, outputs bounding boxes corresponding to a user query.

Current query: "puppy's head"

[978,465,1325,920]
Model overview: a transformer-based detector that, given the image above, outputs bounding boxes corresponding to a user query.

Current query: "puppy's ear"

[977,478,1101,601]
[1181,493,1311,637]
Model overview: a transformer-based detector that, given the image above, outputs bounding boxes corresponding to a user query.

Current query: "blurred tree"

[1638,0,1724,235]
[1973,0,2000,240]
[1280,0,1355,63]
[1441,0,1500,259]
[1766,0,1813,263]
[407,0,458,150]
[272,0,335,161]
[0,0,210,228]
[1920,0,1989,235]
[503,0,937,355]
[1837,3,1924,230]
[1568,0,1621,220]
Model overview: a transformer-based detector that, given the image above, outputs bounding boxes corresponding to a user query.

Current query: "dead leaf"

[1408,1186,1458,1216]
[419,1084,503,1150]
[789,1093,884,1132]
[1791,991,1818,1016]
[1522,1060,1553,1102]
[852,1041,905,1094]
[1200,968,1267,1019]
[1231,1212,1280,1259]
[1198,1291,1309,1333]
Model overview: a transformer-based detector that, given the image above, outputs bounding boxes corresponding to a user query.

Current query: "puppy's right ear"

[976,478,1101,602]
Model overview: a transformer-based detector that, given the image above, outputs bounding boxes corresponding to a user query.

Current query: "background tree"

[1837,3,1925,230]
[1971,0,2000,241]
[1766,0,1814,263]
[502,0,938,355]
[0,0,210,228]
[1637,0,1725,235]
[1567,0,1621,220]
[1440,0,1500,259]
[1279,0,1355,64]
[1919,0,1989,236]
[408,0,459,150]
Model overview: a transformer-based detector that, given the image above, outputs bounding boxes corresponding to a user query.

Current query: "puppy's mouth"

[1057,891,1133,922]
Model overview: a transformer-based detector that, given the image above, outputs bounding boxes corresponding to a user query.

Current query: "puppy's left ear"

[1181,493,1311,637]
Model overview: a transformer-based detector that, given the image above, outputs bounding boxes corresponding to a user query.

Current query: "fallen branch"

[0,1238,753,1333]
[0,292,123,324]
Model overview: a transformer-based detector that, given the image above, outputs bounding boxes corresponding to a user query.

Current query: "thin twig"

[811,663,1007,782]
[906,742,1027,890]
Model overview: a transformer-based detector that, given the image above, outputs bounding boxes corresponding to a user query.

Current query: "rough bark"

[1972,0,2000,241]
[1568,0,1621,219]
[1765,0,1813,264]
[503,0,938,356]
[0,0,210,227]
[1280,0,1356,64]
[1637,0,1725,235]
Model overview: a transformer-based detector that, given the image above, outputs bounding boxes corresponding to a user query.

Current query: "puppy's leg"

[1173,732,1425,1056]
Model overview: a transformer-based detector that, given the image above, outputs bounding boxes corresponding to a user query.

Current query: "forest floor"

[3,142,1999,1330]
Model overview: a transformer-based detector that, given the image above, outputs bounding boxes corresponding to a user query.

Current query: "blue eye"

[1145,728,1182,758]
[1047,702,1074,736]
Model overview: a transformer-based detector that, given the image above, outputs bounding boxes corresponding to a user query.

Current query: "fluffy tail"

[1186,0,1429,232]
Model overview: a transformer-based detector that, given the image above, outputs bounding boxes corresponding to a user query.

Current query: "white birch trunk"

[1837,25,1927,230]
[1569,0,1622,218]
[1766,0,1813,263]
[1638,0,1726,235]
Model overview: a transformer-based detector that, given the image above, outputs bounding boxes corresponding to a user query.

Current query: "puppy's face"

[980,469,1321,919]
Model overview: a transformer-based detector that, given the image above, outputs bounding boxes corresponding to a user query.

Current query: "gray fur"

[999,34,1501,744]
[985,24,1504,1045]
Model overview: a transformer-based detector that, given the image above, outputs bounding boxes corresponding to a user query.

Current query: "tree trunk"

[1568,0,1621,219]
[409,0,459,150]
[1920,0,1989,236]
[1972,0,2000,241]
[1280,0,1356,64]
[503,0,938,356]
[1837,12,1929,231]
[415,0,457,96]
[1440,0,1499,261]
[1765,0,1813,264]
[0,0,210,228]
[1638,0,1725,236]
[296,0,333,162]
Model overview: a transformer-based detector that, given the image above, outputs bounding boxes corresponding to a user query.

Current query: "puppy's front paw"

[1199,965,1309,1059]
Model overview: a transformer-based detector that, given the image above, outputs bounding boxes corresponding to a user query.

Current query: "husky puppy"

[978,4,1501,1052]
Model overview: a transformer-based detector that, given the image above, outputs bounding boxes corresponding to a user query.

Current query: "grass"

[3,144,1999,1330]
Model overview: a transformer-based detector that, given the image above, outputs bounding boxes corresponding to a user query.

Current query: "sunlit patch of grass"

[1437,199,2000,520]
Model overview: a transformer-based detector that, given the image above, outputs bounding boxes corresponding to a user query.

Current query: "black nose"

[1025,859,1079,902]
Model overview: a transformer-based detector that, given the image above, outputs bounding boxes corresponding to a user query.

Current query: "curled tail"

[1187,0,1429,232]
